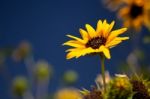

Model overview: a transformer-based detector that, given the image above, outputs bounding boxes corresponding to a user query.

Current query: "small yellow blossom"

[114,74,130,89]
[55,88,83,99]
[63,20,129,59]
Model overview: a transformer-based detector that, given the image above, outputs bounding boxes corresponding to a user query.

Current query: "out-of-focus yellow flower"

[12,76,28,96]
[63,70,78,84]
[12,41,31,61]
[118,0,150,31]
[63,20,129,59]
[35,60,53,80]
[114,74,130,89]
[54,88,83,99]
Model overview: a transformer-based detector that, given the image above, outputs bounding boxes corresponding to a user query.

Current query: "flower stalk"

[100,54,106,93]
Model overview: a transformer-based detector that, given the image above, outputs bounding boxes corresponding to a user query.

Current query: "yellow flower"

[118,0,150,31]
[63,20,129,59]
[114,74,131,89]
[55,88,83,99]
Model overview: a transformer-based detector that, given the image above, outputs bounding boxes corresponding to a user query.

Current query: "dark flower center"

[133,92,150,99]
[131,80,147,93]
[86,37,106,49]
[83,87,103,99]
[130,4,143,18]
[131,80,150,99]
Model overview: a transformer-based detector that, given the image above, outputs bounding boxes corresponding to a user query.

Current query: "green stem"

[100,54,106,93]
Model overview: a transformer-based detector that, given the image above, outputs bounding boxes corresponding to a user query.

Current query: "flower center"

[130,4,143,18]
[86,37,106,49]
[83,87,103,99]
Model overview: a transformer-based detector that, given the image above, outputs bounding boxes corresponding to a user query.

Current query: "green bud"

[63,70,78,84]
[35,60,53,80]
[107,75,132,99]
[12,76,28,96]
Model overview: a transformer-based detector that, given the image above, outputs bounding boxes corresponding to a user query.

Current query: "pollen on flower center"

[86,37,106,49]
[130,4,143,18]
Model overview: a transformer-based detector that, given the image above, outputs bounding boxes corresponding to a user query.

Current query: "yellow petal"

[123,0,132,4]
[66,35,86,44]
[101,20,110,37]
[103,20,107,25]
[143,13,150,29]
[75,49,90,58]
[66,48,94,59]
[103,49,111,59]
[99,45,111,59]
[63,42,85,48]
[63,40,83,44]
[107,21,115,33]
[107,28,127,43]
[79,28,89,41]
[65,48,85,52]
[118,7,129,17]
[123,20,131,29]
[66,51,78,59]
[106,40,122,48]
[80,48,95,55]
[106,37,129,48]
[85,24,97,38]
[96,20,103,35]
[133,16,143,31]
[103,24,110,37]
[66,47,101,59]
[116,37,129,40]
[66,49,85,59]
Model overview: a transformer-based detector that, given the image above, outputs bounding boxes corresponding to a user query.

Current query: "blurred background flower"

[104,0,150,31]
[54,88,83,99]
[117,0,150,31]
[34,60,53,81]
[12,41,32,62]
[12,76,28,97]
[63,70,78,85]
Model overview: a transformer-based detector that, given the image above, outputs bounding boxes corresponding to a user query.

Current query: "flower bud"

[35,60,53,80]
[12,76,28,96]
[63,70,78,84]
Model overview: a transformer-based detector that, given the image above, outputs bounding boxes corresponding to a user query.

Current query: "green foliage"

[106,76,132,99]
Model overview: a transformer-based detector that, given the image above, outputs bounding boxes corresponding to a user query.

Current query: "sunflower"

[54,88,83,99]
[63,20,129,59]
[118,0,150,31]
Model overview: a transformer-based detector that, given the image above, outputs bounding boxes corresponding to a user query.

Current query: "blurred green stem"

[100,54,106,93]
